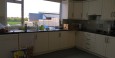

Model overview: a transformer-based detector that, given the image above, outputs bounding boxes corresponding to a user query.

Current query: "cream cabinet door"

[95,34,106,56]
[106,36,115,58]
[76,31,87,49]
[101,0,114,20]
[72,2,83,19]
[60,31,69,49]
[88,0,103,15]
[0,34,18,58]
[82,1,89,20]
[49,32,60,51]
[84,32,96,53]
[67,31,76,48]
[19,33,35,49]
[34,32,49,54]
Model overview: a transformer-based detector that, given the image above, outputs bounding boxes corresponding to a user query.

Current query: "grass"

[8,21,21,25]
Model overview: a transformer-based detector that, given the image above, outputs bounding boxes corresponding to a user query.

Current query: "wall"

[0,0,7,25]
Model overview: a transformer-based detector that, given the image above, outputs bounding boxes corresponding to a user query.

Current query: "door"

[34,32,49,54]
[82,1,89,20]
[60,31,69,49]
[72,2,83,19]
[67,31,76,48]
[101,0,114,20]
[106,36,115,58]
[95,34,106,56]
[0,34,18,58]
[49,32,60,51]
[84,32,96,52]
[19,33,35,49]
[76,31,87,49]
[88,0,102,15]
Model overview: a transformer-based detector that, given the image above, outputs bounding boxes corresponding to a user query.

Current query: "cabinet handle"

[111,12,114,17]
[59,33,61,38]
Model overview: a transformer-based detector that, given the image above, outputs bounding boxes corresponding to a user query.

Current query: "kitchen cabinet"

[95,34,106,56]
[88,0,103,15]
[82,1,89,20]
[61,0,83,19]
[49,31,75,51]
[101,0,114,20]
[84,32,96,52]
[106,36,115,58]
[19,33,35,49]
[70,2,83,19]
[34,32,49,55]
[76,31,87,49]
[49,32,60,51]
[0,34,18,58]
[60,31,75,49]
[60,31,71,49]
[67,31,76,48]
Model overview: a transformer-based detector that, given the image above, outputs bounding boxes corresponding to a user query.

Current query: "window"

[7,0,60,30]
[24,0,60,30]
[7,2,22,26]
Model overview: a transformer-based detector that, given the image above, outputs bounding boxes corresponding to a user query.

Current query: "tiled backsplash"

[63,19,113,32]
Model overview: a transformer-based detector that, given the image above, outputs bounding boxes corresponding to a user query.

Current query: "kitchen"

[0,0,115,58]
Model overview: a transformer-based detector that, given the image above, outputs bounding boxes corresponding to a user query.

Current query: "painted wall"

[0,0,7,25]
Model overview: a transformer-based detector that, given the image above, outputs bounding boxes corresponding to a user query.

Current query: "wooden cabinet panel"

[101,0,114,20]
[19,33,35,49]
[34,32,49,54]
[49,32,60,51]
[95,34,106,56]
[0,34,18,58]
[106,36,115,58]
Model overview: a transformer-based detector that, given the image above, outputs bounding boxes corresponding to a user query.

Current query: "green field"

[8,21,21,25]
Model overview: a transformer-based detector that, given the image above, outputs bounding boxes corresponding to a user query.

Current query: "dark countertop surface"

[78,29,115,37]
[0,30,74,35]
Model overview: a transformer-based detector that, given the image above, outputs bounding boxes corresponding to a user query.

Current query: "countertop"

[0,30,74,35]
[78,29,115,37]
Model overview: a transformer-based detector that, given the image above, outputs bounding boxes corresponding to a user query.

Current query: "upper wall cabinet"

[101,0,115,20]
[88,0,103,15]
[61,0,83,20]
[71,2,83,19]
[82,1,89,20]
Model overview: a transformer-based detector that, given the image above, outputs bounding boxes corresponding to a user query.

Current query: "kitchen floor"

[34,48,100,58]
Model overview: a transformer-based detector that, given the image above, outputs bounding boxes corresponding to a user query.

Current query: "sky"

[7,0,60,18]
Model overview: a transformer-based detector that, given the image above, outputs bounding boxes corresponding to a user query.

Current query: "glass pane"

[7,2,21,26]
[24,0,60,30]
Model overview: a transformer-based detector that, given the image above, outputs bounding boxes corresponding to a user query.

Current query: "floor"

[34,48,101,58]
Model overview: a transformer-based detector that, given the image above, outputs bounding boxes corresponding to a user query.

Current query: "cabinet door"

[101,0,114,20]
[72,2,83,19]
[106,36,115,58]
[60,31,69,49]
[88,0,102,15]
[85,32,96,53]
[67,31,75,48]
[34,32,49,54]
[82,1,89,20]
[95,34,106,56]
[19,33,35,49]
[49,32,60,51]
[0,34,18,58]
[76,31,87,49]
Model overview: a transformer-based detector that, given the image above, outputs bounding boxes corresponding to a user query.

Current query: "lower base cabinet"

[49,31,76,51]
[106,36,115,58]
[34,32,49,55]
[0,34,18,58]
[76,31,115,58]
